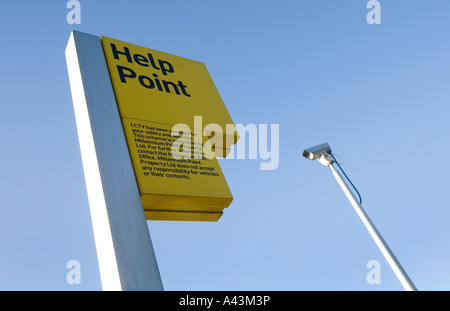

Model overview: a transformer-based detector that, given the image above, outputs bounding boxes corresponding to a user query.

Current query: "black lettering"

[110,43,132,63]
[152,73,163,91]
[177,81,191,97]
[159,60,174,75]
[133,54,149,67]
[116,65,136,83]
[139,75,155,89]
[162,80,180,95]
[148,53,160,70]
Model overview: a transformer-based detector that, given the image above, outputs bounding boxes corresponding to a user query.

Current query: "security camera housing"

[302,143,331,160]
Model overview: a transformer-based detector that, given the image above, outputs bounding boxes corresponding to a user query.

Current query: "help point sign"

[101,36,239,221]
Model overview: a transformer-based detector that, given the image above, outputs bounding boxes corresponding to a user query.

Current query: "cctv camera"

[302,143,331,160]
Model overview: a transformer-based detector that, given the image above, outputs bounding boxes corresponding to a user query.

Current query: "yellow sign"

[101,36,239,221]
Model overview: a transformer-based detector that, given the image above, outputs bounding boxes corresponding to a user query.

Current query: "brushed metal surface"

[65,30,163,291]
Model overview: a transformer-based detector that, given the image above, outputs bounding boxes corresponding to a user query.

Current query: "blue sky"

[1,1,450,290]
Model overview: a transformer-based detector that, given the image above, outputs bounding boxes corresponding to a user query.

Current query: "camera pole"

[327,158,417,291]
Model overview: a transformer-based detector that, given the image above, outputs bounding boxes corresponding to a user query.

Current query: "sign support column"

[65,30,163,291]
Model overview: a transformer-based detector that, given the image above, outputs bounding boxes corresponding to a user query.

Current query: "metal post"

[65,31,164,291]
[329,163,417,291]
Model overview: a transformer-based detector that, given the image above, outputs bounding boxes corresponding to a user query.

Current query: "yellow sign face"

[101,36,238,221]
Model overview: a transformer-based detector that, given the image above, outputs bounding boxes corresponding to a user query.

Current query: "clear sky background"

[0,1,450,291]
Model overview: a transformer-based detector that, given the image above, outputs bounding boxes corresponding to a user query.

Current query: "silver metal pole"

[65,31,163,291]
[329,163,417,291]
